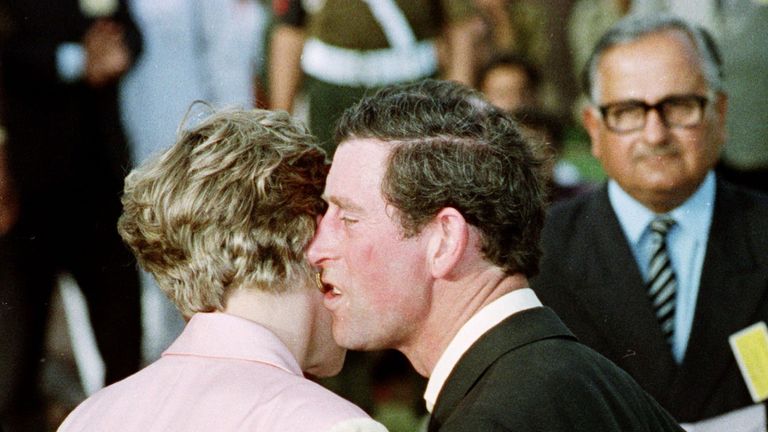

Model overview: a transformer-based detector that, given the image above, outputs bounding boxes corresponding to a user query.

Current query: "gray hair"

[583,13,724,102]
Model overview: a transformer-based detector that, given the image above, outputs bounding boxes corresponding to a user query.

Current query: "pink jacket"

[58,312,386,432]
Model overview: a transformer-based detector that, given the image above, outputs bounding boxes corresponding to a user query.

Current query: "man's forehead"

[324,138,391,205]
[323,194,364,212]
[328,138,390,177]
[596,31,705,102]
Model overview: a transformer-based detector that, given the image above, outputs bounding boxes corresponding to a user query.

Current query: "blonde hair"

[118,108,327,318]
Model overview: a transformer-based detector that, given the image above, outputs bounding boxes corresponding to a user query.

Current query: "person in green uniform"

[269,0,478,156]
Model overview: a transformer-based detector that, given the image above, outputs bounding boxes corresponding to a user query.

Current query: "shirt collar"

[608,171,716,246]
[164,312,303,377]
[423,288,542,413]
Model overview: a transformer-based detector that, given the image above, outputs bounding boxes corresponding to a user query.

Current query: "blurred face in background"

[481,65,536,112]
[584,30,727,213]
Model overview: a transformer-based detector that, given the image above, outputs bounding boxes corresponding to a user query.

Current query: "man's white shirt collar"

[423,288,542,413]
[607,172,715,363]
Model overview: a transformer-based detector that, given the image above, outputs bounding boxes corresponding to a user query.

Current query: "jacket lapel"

[428,307,575,431]
[572,188,678,393]
[669,180,767,408]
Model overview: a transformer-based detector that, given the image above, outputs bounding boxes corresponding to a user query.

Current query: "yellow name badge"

[730,322,768,402]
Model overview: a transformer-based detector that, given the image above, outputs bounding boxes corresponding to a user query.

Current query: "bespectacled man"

[533,14,768,431]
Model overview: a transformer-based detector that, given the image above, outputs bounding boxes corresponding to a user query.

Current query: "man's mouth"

[323,284,343,304]
[315,272,341,296]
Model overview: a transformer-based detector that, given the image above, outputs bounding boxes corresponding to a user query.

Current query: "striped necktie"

[647,216,677,346]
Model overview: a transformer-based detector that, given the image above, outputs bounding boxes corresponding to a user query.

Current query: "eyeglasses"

[598,94,711,133]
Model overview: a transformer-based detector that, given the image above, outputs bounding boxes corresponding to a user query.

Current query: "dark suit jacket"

[428,307,683,431]
[531,179,768,422]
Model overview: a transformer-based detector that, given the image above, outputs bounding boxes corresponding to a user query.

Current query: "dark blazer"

[531,179,768,423]
[428,307,683,431]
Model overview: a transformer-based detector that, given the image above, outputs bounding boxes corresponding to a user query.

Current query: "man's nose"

[307,214,331,266]
[642,108,670,146]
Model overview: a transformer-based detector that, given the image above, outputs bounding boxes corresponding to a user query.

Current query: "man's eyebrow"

[323,194,365,213]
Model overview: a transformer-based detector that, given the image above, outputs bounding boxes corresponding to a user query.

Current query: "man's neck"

[401,270,529,377]
[421,284,542,413]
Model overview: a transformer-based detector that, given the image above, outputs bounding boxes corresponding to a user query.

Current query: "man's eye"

[340,216,358,225]
[611,104,642,117]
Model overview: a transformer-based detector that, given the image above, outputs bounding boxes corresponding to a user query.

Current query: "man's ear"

[426,207,468,279]
[714,91,729,145]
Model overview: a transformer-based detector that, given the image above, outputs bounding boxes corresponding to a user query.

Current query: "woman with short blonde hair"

[59,108,387,432]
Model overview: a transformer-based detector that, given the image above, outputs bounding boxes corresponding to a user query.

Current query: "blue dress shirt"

[608,172,716,363]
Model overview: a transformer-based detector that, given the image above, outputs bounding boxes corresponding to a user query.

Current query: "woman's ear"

[426,207,468,279]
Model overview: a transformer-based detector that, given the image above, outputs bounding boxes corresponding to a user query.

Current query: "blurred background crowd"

[0,0,765,431]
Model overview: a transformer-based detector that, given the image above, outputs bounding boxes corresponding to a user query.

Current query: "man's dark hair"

[334,79,547,277]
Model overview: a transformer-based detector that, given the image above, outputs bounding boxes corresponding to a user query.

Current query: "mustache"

[634,143,680,160]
